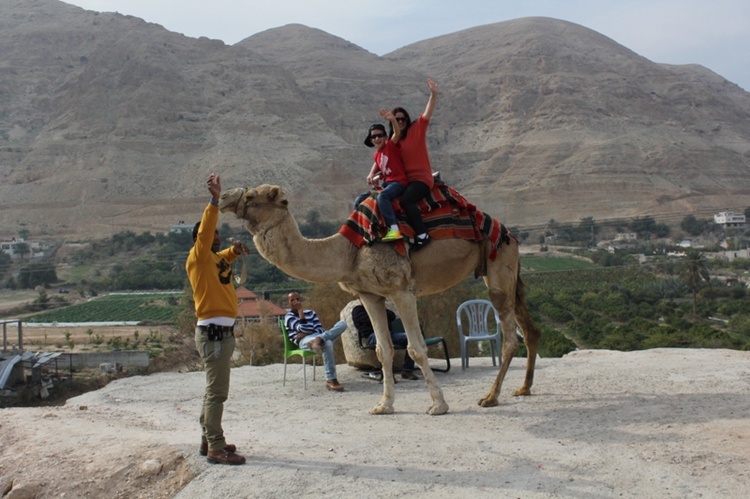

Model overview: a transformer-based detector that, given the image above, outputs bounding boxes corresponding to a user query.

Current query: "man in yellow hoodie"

[186,173,250,465]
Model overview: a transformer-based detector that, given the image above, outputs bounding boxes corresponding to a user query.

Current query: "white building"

[614,232,638,241]
[169,221,193,234]
[709,248,750,263]
[714,211,746,227]
[0,239,43,260]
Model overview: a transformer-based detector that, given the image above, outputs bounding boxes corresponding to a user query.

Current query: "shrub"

[539,302,574,323]
[539,326,577,357]
[234,320,284,366]
[641,326,684,348]
[727,315,750,338]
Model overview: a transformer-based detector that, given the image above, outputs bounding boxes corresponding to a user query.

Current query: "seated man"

[284,291,347,392]
[351,301,419,380]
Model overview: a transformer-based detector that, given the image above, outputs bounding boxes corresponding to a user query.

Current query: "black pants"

[367,332,416,371]
[401,181,430,236]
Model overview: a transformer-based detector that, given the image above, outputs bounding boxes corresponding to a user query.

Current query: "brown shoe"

[207,448,246,465]
[308,338,324,355]
[326,379,344,392]
[401,370,419,381]
[200,439,236,456]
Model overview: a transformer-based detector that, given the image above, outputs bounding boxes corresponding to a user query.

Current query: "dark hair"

[389,107,412,140]
[192,222,201,240]
[364,124,387,147]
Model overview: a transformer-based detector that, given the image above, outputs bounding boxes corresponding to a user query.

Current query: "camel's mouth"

[219,188,246,217]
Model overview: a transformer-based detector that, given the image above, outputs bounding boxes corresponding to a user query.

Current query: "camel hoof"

[477,396,499,408]
[427,401,449,416]
[513,387,531,397]
[369,403,394,415]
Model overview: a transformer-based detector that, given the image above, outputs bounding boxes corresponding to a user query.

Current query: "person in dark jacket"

[352,301,419,380]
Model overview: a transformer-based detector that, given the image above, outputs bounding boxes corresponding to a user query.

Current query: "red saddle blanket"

[338,181,513,259]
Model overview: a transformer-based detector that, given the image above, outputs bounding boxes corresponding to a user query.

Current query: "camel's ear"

[267,186,289,206]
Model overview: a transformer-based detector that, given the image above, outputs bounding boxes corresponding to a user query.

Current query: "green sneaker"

[382,229,403,242]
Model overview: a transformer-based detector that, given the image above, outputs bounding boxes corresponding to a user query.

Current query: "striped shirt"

[285,309,325,345]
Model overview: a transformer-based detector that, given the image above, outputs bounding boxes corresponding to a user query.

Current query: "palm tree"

[678,250,710,320]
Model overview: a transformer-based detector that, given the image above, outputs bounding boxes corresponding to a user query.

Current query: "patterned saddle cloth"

[338,179,513,259]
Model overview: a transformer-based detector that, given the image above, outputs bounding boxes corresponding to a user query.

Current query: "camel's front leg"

[359,295,396,414]
[370,341,396,415]
[407,338,449,415]
[390,291,448,415]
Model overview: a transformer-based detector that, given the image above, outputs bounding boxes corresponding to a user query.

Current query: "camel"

[219,184,541,415]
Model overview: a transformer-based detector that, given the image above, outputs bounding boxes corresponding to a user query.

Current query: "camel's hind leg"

[359,294,396,415]
[390,291,449,415]
[477,303,519,407]
[510,274,540,396]
[478,246,541,407]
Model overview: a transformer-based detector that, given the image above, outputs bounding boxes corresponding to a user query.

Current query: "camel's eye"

[281,200,288,206]
[245,195,254,203]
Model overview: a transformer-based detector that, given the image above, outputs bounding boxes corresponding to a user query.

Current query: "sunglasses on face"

[395,117,408,122]
[370,132,386,140]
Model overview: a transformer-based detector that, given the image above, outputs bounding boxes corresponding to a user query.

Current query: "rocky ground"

[1,349,749,498]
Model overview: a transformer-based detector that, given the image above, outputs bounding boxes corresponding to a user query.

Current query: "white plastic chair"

[456,299,502,370]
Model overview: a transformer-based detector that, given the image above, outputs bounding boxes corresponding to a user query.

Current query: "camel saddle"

[339,177,513,260]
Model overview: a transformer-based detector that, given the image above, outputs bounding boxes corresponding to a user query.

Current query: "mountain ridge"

[1,1,749,240]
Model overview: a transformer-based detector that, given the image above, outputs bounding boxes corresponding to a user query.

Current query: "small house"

[236,287,287,325]
[714,211,745,228]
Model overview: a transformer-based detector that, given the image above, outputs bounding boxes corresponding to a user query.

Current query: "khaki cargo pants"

[195,327,236,452]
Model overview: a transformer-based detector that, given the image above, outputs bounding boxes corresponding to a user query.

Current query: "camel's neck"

[253,213,354,284]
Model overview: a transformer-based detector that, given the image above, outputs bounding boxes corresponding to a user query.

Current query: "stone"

[5,481,40,499]
[137,459,162,477]
[340,300,405,371]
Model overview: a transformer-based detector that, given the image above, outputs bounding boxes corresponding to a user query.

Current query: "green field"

[520,255,597,272]
[25,292,183,323]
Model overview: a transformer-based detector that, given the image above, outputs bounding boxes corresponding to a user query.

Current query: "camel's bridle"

[233,188,289,220]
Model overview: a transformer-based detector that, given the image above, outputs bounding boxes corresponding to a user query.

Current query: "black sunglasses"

[395,117,408,122]
[369,132,386,139]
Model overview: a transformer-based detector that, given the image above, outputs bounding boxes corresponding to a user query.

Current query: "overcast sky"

[64,0,750,91]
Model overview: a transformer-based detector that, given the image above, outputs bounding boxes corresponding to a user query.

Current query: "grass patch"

[24,292,182,323]
[521,255,597,272]
[61,263,94,282]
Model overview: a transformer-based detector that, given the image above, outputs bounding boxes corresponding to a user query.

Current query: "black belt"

[198,324,234,340]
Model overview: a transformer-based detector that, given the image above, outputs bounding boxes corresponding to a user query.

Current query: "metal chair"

[390,317,450,373]
[279,319,317,389]
[456,299,502,370]
[357,314,450,379]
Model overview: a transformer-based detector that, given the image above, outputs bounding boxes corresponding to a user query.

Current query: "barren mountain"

[385,18,750,225]
[1,1,749,241]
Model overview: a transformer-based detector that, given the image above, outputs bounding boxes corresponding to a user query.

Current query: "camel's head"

[220,184,289,234]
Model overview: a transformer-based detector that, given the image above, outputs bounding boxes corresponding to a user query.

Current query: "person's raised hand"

[207,173,222,201]
[379,108,394,121]
[427,78,438,95]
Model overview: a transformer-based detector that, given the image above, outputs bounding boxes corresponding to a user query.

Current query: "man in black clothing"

[351,302,419,380]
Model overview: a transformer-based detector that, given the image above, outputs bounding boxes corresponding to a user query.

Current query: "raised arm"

[422,78,439,121]
[379,108,401,145]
